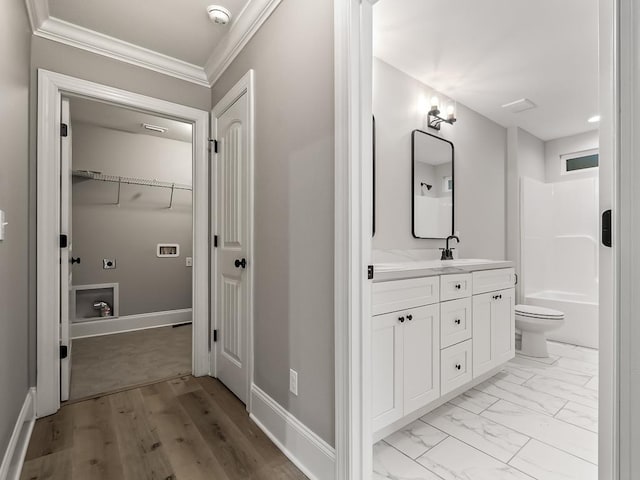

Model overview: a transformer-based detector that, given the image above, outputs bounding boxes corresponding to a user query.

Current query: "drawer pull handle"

[455,364,462,370]
[406,314,413,321]
[493,294,503,300]
[455,283,462,290]
[454,318,461,325]
[398,316,405,323]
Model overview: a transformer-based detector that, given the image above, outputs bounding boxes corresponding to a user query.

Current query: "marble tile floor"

[374,341,599,480]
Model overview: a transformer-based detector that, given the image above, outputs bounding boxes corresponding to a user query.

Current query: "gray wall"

[545,130,599,183]
[373,58,507,259]
[211,0,335,445]
[71,123,192,317]
[28,38,211,385]
[505,127,546,301]
[0,0,31,458]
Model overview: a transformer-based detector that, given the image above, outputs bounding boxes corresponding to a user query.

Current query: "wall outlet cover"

[186,257,193,267]
[103,259,116,269]
[289,369,298,396]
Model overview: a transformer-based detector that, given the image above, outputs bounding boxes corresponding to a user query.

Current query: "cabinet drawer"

[441,339,473,395]
[372,276,440,316]
[472,268,516,295]
[440,297,472,348]
[440,273,472,301]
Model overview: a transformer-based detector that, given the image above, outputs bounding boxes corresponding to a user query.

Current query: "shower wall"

[521,176,599,347]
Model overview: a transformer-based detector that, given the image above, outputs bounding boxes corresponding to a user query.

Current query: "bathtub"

[525,290,599,349]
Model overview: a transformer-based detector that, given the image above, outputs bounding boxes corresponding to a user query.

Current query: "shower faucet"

[440,235,460,261]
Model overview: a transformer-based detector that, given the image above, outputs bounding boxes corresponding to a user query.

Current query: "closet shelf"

[72,170,191,208]
[72,170,192,191]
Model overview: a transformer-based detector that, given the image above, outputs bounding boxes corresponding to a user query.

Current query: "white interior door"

[60,97,73,402]
[214,91,250,404]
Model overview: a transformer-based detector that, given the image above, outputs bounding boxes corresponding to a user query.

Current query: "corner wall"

[0,0,32,459]
[210,0,335,446]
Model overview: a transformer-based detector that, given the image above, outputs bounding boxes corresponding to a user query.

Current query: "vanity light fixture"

[207,5,232,25]
[427,98,457,130]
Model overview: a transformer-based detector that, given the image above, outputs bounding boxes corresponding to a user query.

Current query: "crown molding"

[204,0,283,85]
[24,0,49,31]
[24,0,281,88]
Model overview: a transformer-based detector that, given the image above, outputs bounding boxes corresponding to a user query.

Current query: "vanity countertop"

[372,258,514,282]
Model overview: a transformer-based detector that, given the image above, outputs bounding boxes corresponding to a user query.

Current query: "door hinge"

[60,123,68,137]
[213,235,218,247]
[60,234,68,248]
[213,329,218,342]
[367,265,374,280]
[209,139,218,153]
[60,345,68,359]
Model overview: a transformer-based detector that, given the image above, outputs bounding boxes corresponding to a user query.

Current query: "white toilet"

[515,304,565,358]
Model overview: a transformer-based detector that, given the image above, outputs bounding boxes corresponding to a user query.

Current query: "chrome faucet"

[440,235,460,261]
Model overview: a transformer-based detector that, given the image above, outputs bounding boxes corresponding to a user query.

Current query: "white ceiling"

[69,96,193,143]
[373,0,599,141]
[49,0,251,66]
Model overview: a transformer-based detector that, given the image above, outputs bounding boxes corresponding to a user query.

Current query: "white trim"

[250,385,336,480]
[24,0,282,88]
[70,308,192,339]
[32,17,210,87]
[204,0,282,84]
[36,69,209,417]
[210,70,255,411]
[0,388,36,480]
[334,1,375,479]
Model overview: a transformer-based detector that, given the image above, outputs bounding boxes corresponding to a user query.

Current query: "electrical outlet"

[289,369,298,396]
[186,257,193,267]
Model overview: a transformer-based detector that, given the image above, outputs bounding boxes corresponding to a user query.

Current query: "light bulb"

[430,96,439,112]
[446,105,456,120]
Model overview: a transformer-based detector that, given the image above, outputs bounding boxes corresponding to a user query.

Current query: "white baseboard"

[249,385,335,480]
[71,308,192,338]
[0,388,36,480]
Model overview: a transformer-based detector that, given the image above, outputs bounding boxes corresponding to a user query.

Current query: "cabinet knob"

[455,364,462,370]
[398,316,405,323]
[406,314,413,321]
[454,318,461,325]
[455,283,462,290]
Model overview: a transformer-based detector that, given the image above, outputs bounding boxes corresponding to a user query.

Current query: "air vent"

[501,98,537,114]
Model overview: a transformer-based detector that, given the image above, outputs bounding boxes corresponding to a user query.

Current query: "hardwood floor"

[21,376,308,480]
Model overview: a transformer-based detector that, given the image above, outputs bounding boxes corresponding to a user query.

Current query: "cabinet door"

[472,292,494,377]
[492,288,515,365]
[403,304,440,414]
[372,311,404,431]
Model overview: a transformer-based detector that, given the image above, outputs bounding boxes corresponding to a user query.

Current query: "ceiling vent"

[501,98,537,114]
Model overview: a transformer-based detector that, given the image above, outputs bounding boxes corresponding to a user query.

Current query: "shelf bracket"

[116,177,122,206]
[168,183,175,209]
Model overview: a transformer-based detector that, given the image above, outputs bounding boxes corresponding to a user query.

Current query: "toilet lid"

[515,304,564,320]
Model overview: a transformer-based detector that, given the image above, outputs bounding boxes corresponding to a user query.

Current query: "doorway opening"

[36,70,210,418]
[61,96,195,402]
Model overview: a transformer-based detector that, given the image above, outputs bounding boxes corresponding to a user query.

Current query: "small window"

[561,149,599,175]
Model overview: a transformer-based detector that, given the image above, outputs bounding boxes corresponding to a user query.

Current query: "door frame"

[36,69,210,417]
[210,70,255,410]
[333,0,621,478]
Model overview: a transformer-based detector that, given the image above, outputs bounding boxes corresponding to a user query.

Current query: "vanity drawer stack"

[371,266,516,438]
[439,273,473,395]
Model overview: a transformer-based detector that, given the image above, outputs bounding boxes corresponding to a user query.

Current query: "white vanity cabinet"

[371,279,440,432]
[371,264,515,437]
[472,269,516,378]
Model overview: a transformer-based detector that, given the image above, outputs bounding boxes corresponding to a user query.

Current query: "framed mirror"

[411,129,454,239]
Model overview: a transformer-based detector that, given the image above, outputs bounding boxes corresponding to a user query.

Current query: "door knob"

[234,258,247,269]
[71,257,81,264]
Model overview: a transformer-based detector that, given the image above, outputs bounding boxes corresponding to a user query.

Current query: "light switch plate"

[0,210,6,241]
[186,257,193,267]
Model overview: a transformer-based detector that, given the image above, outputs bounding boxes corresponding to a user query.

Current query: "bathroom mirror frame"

[411,129,455,239]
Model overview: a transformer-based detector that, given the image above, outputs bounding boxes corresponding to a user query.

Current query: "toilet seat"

[515,304,564,320]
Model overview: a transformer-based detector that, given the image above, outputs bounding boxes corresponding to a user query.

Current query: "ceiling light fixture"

[207,5,232,25]
[588,115,601,123]
[142,123,168,133]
